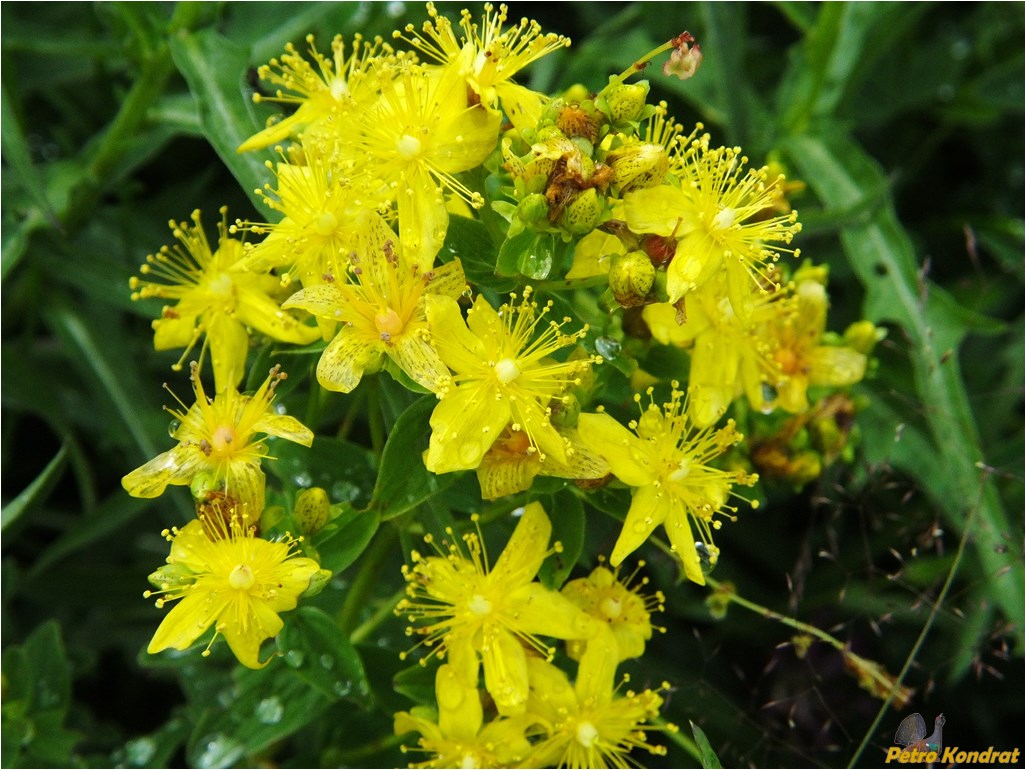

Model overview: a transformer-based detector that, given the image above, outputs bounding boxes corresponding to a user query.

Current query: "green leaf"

[276,606,372,703]
[169,28,273,215]
[369,396,457,520]
[392,661,438,708]
[690,721,723,769]
[0,622,79,768]
[1,440,68,532]
[267,435,378,510]
[185,661,331,766]
[311,505,381,574]
[539,489,585,588]
[784,129,1024,643]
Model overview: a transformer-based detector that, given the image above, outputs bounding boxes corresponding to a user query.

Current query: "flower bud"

[551,393,581,429]
[560,188,604,235]
[294,487,330,535]
[608,250,656,308]
[302,568,333,599]
[516,193,550,225]
[607,142,670,192]
[603,81,649,124]
[843,320,884,355]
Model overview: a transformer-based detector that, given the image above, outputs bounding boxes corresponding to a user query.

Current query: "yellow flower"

[346,58,501,270]
[643,274,787,427]
[129,208,318,389]
[394,664,538,768]
[524,626,674,768]
[394,2,570,132]
[121,363,313,513]
[577,385,758,585]
[476,425,609,500]
[238,33,392,153]
[237,155,393,297]
[424,289,598,474]
[624,130,801,316]
[561,561,664,662]
[282,237,467,394]
[145,507,323,669]
[396,503,600,715]
[761,272,868,413]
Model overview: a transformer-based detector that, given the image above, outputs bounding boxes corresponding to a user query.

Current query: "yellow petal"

[251,413,314,447]
[489,502,550,587]
[611,484,667,566]
[576,412,653,487]
[425,257,468,299]
[152,316,198,350]
[482,628,529,716]
[574,625,619,707]
[465,294,504,348]
[809,346,866,387]
[264,556,321,613]
[389,332,451,394]
[426,294,486,375]
[425,384,511,473]
[207,313,249,391]
[398,166,448,273]
[220,597,285,669]
[225,458,266,515]
[623,186,688,235]
[435,664,483,741]
[148,592,229,655]
[237,288,319,345]
[662,497,705,586]
[316,324,381,393]
[122,445,207,499]
[477,452,538,500]
[281,283,347,320]
[689,333,738,428]
[506,583,600,641]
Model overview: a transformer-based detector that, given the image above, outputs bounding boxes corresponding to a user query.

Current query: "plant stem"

[338,522,399,635]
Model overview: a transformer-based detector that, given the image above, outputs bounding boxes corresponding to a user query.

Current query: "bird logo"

[894,712,946,754]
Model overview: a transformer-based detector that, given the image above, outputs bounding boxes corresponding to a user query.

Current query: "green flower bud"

[560,188,604,235]
[301,568,333,599]
[147,563,196,592]
[608,250,656,307]
[604,81,649,124]
[551,393,581,429]
[607,142,670,192]
[843,320,884,355]
[562,83,591,103]
[294,487,330,535]
[516,193,550,224]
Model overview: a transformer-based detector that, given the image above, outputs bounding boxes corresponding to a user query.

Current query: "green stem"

[338,523,398,635]
[351,587,406,645]
[846,492,975,768]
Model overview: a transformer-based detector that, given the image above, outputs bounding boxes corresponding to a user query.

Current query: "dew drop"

[255,696,284,725]
[124,737,157,766]
[595,337,621,359]
[194,734,245,769]
[458,441,481,465]
[333,680,353,697]
[293,472,313,488]
[284,649,305,668]
[167,419,182,437]
[319,653,335,670]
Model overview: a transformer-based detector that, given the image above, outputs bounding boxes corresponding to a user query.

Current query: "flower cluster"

[121,3,879,765]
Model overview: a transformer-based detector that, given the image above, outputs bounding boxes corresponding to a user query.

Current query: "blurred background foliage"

[1,2,1022,767]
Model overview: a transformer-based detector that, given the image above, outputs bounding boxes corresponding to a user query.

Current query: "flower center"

[576,720,599,748]
[712,206,736,231]
[228,563,256,591]
[668,458,691,482]
[774,347,800,375]
[460,753,479,770]
[210,424,237,455]
[206,272,234,300]
[467,594,493,616]
[313,210,339,236]
[329,77,349,101]
[494,357,521,384]
[600,595,623,620]
[374,307,404,340]
[396,133,423,160]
